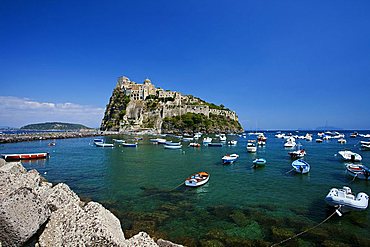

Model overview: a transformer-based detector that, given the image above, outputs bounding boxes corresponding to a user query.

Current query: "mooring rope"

[285,168,295,174]
[270,208,339,247]
[348,173,358,184]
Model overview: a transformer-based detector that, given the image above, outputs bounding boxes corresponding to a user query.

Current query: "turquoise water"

[1,132,370,246]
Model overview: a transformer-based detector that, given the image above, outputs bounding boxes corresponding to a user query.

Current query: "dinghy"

[346,164,370,180]
[2,152,49,161]
[185,172,210,187]
[253,158,266,167]
[164,144,182,149]
[95,142,114,147]
[291,159,310,174]
[338,151,362,162]
[222,154,239,164]
[122,142,137,147]
[325,186,369,212]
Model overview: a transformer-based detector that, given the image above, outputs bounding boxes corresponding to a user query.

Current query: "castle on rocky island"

[101,75,241,133]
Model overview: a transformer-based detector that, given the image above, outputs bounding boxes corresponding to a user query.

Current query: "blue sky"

[1,1,369,129]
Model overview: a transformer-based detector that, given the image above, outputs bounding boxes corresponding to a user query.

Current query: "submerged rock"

[125,232,158,246]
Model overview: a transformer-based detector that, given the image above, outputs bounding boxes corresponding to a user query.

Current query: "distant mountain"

[21,122,91,130]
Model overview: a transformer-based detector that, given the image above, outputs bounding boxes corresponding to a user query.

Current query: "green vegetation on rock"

[161,112,243,133]
[100,87,130,131]
[21,122,91,130]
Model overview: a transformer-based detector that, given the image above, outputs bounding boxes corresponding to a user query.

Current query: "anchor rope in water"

[270,208,339,247]
[285,168,295,174]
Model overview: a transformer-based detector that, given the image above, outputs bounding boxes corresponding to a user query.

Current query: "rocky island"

[101,76,243,134]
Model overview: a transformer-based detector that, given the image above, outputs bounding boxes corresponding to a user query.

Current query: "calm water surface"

[1,131,369,246]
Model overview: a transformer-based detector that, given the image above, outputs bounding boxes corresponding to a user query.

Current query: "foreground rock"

[0,159,182,247]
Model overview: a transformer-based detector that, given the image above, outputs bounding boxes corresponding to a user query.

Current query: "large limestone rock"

[0,163,51,246]
[125,232,158,247]
[39,201,126,246]
[0,187,51,246]
[46,183,81,211]
[157,239,184,247]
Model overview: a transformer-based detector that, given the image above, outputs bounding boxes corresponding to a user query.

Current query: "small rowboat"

[291,159,310,174]
[165,141,182,146]
[95,142,114,147]
[325,186,369,213]
[122,143,137,147]
[208,143,223,147]
[185,172,210,187]
[346,164,370,180]
[222,154,239,164]
[253,158,266,167]
[164,144,182,149]
[1,152,49,161]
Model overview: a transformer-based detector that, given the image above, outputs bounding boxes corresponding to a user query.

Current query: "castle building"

[116,76,156,100]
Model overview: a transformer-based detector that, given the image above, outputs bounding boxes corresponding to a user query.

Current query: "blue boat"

[208,143,223,147]
[291,159,310,174]
[253,158,266,167]
[222,154,239,164]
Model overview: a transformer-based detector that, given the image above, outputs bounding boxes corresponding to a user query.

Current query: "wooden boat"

[185,172,210,187]
[325,186,369,213]
[222,154,239,164]
[2,152,49,161]
[346,164,370,180]
[338,151,362,162]
[253,158,266,167]
[291,159,310,174]
[95,142,114,147]
[164,144,182,149]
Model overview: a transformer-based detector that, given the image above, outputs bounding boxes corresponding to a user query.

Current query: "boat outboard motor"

[351,154,355,161]
[299,166,303,173]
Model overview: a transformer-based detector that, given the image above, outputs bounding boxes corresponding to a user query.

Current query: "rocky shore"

[0,131,103,144]
[0,159,183,247]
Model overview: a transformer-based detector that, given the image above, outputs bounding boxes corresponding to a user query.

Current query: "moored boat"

[222,154,239,164]
[253,158,266,167]
[188,142,201,147]
[338,151,362,162]
[227,140,237,146]
[291,159,310,174]
[325,186,369,212]
[165,141,182,146]
[95,142,114,147]
[202,137,212,145]
[208,142,223,147]
[246,141,257,153]
[122,142,138,147]
[337,138,347,144]
[316,138,323,143]
[284,137,296,148]
[2,152,49,161]
[164,144,182,149]
[288,149,306,159]
[185,172,210,187]
[346,164,370,180]
[150,138,167,144]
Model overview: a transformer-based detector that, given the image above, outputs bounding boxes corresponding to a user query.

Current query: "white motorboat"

[316,138,323,143]
[219,134,227,142]
[325,186,369,212]
[185,172,210,187]
[194,132,202,139]
[182,137,193,142]
[361,144,370,150]
[291,159,310,174]
[165,141,182,146]
[337,138,347,144]
[150,138,167,144]
[188,142,201,147]
[304,134,313,141]
[288,149,306,159]
[227,140,237,146]
[338,151,362,162]
[284,137,296,148]
[246,142,257,153]
[275,133,285,138]
[222,154,239,164]
[346,164,370,180]
[202,137,212,145]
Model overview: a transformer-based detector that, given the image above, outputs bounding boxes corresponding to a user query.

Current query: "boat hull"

[164,145,182,149]
[2,152,49,161]
[185,172,210,187]
[291,159,310,174]
[325,187,369,212]
[346,164,370,180]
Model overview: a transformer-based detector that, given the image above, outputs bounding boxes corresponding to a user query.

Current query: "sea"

[1,131,369,246]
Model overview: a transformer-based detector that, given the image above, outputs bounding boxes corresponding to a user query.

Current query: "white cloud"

[0,96,105,128]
